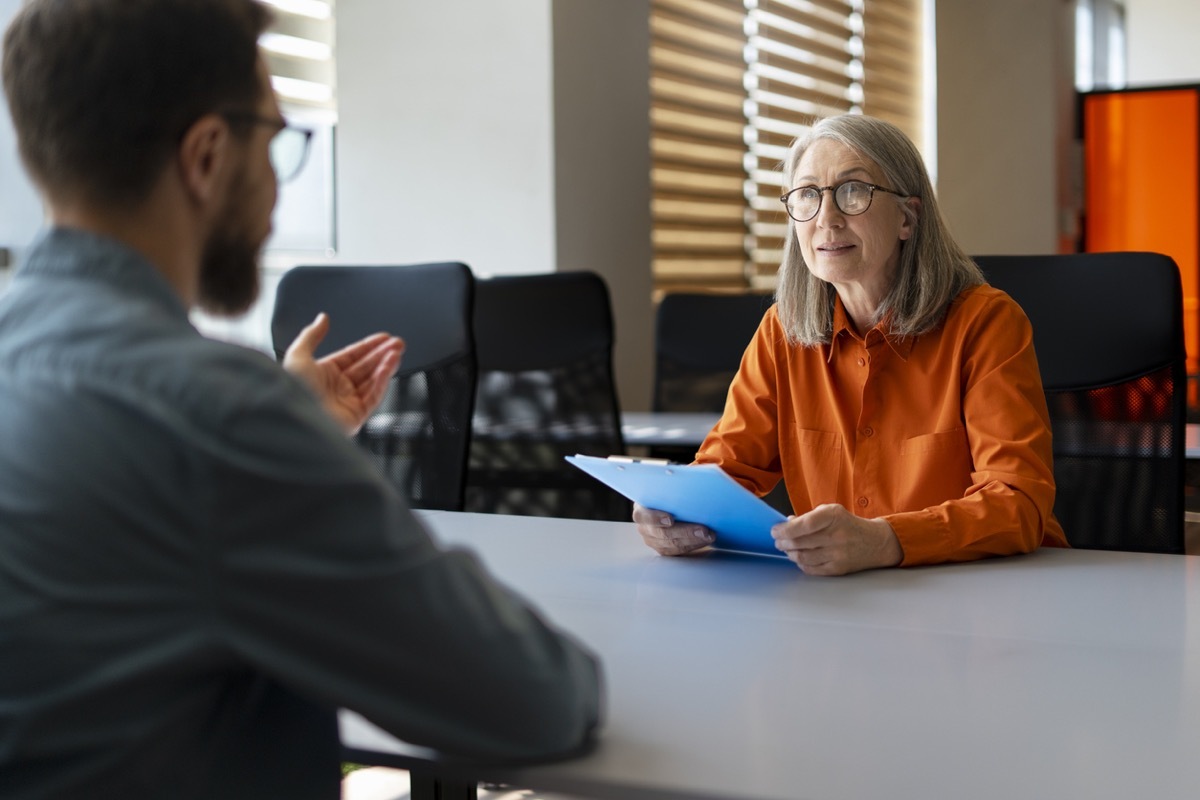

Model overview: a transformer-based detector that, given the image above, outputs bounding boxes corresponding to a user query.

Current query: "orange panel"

[1083,90,1200,380]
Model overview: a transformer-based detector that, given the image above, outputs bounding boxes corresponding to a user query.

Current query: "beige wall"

[934,0,1076,257]
[551,1,653,412]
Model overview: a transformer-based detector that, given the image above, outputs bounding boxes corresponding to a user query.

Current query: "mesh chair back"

[271,263,476,511]
[975,252,1185,553]
[654,292,774,413]
[466,271,628,520]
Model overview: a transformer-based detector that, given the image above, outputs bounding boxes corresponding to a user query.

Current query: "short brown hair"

[2,0,272,209]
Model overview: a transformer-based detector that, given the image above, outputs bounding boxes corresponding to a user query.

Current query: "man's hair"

[775,114,984,346]
[2,0,272,209]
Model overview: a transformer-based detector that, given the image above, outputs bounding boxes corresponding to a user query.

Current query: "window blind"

[861,0,922,149]
[745,0,859,286]
[649,0,923,293]
[259,0,337,118]
[650,0,750,292]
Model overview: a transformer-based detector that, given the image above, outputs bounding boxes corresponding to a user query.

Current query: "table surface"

[341,510,1200,800]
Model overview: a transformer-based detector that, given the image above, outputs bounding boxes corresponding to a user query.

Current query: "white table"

[341,510,1200,800]
[620,411,720,449]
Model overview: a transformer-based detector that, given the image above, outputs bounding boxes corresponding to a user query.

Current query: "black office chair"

[650,291,790,513]
[271,263,477,512]
[653,291,774,413]
[466,271,628,521]
[975,252,1186,554]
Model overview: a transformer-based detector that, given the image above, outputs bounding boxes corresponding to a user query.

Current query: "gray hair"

[775,114,983,346]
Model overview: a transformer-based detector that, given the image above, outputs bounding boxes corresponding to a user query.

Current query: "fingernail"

[660,516,672,526]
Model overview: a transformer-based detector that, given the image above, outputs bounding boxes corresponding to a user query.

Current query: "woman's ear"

[176,114,230,206]
[898,196,921,241]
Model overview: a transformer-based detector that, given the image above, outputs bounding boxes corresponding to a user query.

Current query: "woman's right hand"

[632,503,715,556]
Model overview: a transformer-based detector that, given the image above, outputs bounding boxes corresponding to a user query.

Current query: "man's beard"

[196,185,264,317]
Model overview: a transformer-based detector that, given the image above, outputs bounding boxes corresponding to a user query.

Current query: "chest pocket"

[896,427,972,509]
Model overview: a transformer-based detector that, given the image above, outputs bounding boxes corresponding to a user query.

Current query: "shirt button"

[856,357,866,367]
[862,426,874,438]
[856,497,869,508]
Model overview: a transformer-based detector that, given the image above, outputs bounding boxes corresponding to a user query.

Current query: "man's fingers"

[286,312,329,358]
[328,333,399,373]
[342,337,404,384]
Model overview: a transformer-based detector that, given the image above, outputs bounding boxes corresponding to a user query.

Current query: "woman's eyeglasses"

[781,180,908,222]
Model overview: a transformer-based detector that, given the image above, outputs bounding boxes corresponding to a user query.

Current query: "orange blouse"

[696,285,1068,566]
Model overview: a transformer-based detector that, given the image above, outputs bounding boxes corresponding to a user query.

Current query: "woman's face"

[791,138,914,305]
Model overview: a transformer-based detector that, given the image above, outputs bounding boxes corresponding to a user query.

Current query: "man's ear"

[177,114,230,206]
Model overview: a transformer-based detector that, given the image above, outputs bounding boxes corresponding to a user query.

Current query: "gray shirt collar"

[19,226,191,321]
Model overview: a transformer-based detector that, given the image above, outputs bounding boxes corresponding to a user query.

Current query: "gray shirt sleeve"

[195,369,603,760]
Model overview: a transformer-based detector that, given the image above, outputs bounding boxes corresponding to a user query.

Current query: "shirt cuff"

[884,509,953,567]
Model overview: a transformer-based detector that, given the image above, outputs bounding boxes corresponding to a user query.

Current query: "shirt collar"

[18,226,191,322]
[828,293,915,362]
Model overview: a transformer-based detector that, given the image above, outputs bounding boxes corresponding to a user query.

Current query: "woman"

[634,114,1068,575]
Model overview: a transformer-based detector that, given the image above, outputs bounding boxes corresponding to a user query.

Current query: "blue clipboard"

[565,454,788,558]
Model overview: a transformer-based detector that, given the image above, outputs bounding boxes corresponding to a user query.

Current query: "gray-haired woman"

[634,114,1068,575]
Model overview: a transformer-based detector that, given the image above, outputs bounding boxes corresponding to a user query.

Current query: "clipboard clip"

[605,455,672,466]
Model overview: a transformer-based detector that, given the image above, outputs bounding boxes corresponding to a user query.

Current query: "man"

[0,1,601,798]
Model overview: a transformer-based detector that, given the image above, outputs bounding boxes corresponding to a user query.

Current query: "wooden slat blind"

[649,0,923,293]
[651,0,750,292]
[861,0,922,151]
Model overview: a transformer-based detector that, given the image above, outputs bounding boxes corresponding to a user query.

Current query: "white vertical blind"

[745,0,860,286]
[259,0,337,119]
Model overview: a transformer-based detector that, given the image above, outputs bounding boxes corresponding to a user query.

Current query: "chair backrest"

[654,292,774,413]
[974,252,1186,553]
[271,263,477,512]
[466,271,628,520]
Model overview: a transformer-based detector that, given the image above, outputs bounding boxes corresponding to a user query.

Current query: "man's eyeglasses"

[781,180,908,223]
[222,112,314,183]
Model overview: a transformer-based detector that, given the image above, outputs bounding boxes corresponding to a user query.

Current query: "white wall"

[1127,0,1200,85]
[335,0,556,273]
[335,0,653,409]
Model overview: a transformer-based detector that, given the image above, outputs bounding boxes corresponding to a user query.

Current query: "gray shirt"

[0,228,601,799]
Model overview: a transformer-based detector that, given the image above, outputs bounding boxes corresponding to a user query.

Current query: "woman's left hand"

[771,504,903,576]
[283,312,405,435]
